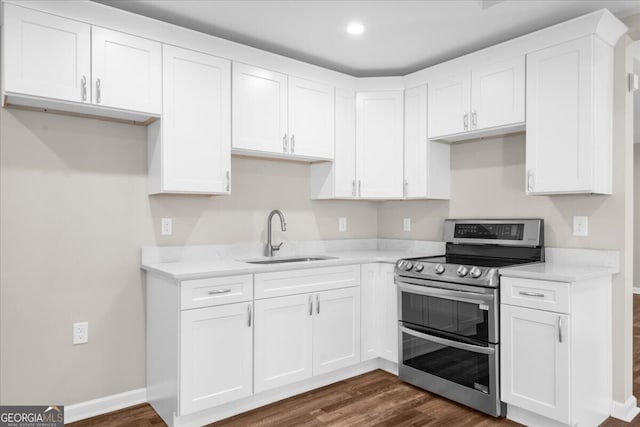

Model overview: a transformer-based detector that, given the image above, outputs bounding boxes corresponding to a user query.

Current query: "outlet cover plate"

[573,216,588,237]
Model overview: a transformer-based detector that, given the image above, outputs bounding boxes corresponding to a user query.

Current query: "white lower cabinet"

[500,275,612,427]
[180,302,253,415]
[254,287,361,392]
[360,263,398,363]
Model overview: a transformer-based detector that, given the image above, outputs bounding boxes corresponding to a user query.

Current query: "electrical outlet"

[338,217,347,233]
[403,218,411,232]
[161,218,172,236]
[573,216,588,237]
[73,322,88,345]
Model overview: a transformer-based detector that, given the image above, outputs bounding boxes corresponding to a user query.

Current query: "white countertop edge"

[499,262,619,283]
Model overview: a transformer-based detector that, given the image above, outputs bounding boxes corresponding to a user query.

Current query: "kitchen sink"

[244,256,337,265]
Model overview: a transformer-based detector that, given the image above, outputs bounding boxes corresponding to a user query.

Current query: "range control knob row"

[456,265,469,277]
[434,264,446,274]
[469,266,482,278]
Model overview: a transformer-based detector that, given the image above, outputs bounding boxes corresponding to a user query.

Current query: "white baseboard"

[633,287,640,294]
[64,388,147,423]
[611,396,640,422]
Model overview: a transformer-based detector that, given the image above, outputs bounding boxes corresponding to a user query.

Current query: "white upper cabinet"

[232,63,288,155]
[91,26,161,114]
[427,56,525,141]
[3,4,91,103]
[403,85,450,199]
[356,91,404,198]
[526,35,612,195]
[288,77,335,159]
[232,63,334,161]
[148,45,231,195]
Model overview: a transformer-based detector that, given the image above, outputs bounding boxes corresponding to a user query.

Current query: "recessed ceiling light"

[346,22,365,35]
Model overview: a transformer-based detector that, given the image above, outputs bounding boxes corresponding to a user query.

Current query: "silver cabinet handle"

[226,170,230,192]
[472,110,477,129]
[247,304,252,327]
[316,294,320,314]
[282,134,288,153]
[81,76,87,101]
[519,291,545,298]
[95,78,102,104]
[291,134,295,154]
[463,112,468,130]
[557,316,563,343]
[308,295,313,316]
[403,180,408,197]
[358,180,362,197]
[208,289,231,295]
[352,180,356,197]
[527,170,534,192]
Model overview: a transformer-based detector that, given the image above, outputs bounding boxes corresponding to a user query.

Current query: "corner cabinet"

[427,56,525,142]
[361,263,398,363]
[148,45,231,195]
[232,63,335,161]
[525,35,613,195]
[500,275,612,427]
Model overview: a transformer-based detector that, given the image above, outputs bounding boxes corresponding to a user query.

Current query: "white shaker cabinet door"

[288,77,335,159]
[403,85,428,198]
[313,287,361,376]
[501,304,570,424]
[180,303,253,415]
[334,88,357,197]
[91,26,161,114]
[356,91,404,198]
[378,264,398,363]
[160,45,231,194]
[232,63,288,155]
[427,74,470,139]
[525,36,594,194]
[471,57,525,130]
[3,4,91,103]
[254,294,313,393]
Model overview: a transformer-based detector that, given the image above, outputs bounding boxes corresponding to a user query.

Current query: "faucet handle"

[272,242,283,252]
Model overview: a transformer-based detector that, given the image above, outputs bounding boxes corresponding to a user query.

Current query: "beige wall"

[0,107,377,404]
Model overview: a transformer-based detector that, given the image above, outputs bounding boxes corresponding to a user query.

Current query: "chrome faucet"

[265,210,287,257]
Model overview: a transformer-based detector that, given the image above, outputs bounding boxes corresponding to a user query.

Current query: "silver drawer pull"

[519,291,545,298]
[247,304,252,327]
[208,289,232,295]
[308,295,313,316]
[316,294,320,314]
[557,316,563,343]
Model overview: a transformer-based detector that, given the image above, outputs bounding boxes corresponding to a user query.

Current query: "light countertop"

[499,262,618,282]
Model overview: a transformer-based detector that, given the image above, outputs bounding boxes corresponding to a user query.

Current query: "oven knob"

[404,261,414,271]
[397,260,405,269]
[414,263,424,272]
[434,264,446,274]
[457,266,469,277]
[469,266,482,278]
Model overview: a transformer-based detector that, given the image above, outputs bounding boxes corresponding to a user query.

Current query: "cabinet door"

[525,36,592,194]
[232,63,288,154]
[3,4,90,103]
[161,45,231,194]
[427,74,470,139]
[91,26,161,114]
[471,57,524,130]
[360,264,379,361]
[313,287,361,375]
[180,303,253,415]
[288,77,335,159]
[356,91,404,198]
[403,85,428,198]
[378,264,398,363]
[333,88,357,197]
[501,304,570,424]
[254,294,313,392]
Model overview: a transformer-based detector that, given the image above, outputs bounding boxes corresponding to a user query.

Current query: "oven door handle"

[400,325,495,355]
[397,281,494,305]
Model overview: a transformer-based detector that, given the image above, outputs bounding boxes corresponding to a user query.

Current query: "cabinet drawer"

[255,265,360,299]
[181,275,253,309]
[501,277,570,314]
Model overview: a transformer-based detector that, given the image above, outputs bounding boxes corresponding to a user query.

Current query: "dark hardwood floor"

[68,295,640,427]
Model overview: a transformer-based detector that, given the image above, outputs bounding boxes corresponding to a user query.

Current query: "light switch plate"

[403,218,411,232]
[338,217,347,233]
[573,216,588,237]
[161,218,172,236]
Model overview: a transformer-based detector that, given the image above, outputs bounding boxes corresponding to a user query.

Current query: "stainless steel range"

[395,219,544,417]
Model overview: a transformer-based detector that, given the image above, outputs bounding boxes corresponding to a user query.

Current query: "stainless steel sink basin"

[244,256,337,265]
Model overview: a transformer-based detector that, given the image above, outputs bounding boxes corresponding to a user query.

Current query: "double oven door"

[396,278,504,417]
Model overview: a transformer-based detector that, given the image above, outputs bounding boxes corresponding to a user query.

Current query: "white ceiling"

[94,0,640,77]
